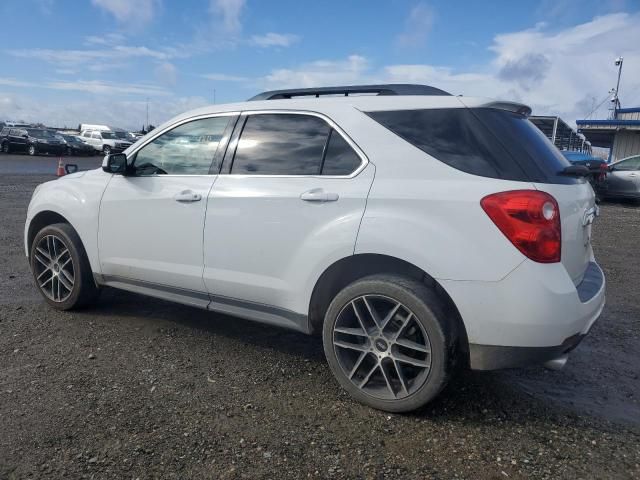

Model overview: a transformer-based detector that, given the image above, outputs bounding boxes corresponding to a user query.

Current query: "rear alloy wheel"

[30,223,99,310]
[323,274,454,412]
[28,144,36,156]
[2,142,10,153]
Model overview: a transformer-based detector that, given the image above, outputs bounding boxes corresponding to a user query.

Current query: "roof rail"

[248,84,451,101]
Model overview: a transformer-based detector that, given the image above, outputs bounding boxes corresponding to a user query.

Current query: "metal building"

[576,107,640,162]
[529,116,592,153]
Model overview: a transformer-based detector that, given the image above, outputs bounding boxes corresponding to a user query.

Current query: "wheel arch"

[27,210,72,258]
[308,253,469,362]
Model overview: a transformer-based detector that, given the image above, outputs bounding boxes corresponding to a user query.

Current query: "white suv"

[80,129,133,155]
[25,84,605,412]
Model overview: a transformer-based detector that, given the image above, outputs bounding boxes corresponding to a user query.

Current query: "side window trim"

[221,110,368,178]
[209,114,240,174]
[220,114,248,174]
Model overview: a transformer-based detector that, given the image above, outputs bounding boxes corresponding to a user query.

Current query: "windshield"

[114,131,129,139]
[101,131,116,139]
[27,129,56,138]
[62,135,80,143]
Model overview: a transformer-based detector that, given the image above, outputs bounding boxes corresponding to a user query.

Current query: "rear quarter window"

[367,108,578,184]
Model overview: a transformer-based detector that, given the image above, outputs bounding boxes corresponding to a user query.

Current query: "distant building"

[529,116,592,154]
[577,107,640,162]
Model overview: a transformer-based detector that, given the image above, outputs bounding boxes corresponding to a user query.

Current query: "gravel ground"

[1,172,639,479]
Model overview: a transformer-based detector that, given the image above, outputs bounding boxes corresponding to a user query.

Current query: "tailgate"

[534,181,595,285]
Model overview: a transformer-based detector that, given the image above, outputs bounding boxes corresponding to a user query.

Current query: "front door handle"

[300,188,339,202]
[174,190,202,203]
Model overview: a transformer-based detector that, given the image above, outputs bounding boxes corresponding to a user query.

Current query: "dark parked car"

[61,134,96,156]
[561,151,608,193]
[1,127,66,155]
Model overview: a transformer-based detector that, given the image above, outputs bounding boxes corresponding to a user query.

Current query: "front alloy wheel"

[28,145,36,156]
[32,234,75,302]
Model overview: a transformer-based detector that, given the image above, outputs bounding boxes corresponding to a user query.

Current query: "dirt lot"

[1,168,639,479]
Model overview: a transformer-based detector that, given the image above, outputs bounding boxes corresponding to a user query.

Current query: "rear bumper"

[469,332,587,370]
[440,260,605,370]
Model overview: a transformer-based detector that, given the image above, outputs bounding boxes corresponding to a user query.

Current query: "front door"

[98,115,234,304]
[203,112,374,322]
[607,156,640,197]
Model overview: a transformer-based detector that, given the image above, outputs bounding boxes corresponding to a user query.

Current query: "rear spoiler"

[483,101,532,117]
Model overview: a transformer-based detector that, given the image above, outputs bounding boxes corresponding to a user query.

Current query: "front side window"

[231,114,330,175]
[133,116,230,175]
[615,156,640,171]
[91,132,101,139]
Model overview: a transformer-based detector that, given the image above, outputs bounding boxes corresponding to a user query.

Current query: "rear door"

[202,111,373,317]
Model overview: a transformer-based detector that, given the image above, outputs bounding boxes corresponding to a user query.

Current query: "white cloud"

[209,0,245,34]
[0,77,169,96]
[0,91,208,130]
[258,13,640,125]
[261,55,370,89]
[91,0,159,24]
[395,2,435,48]
[250,33,300,48]
[155,62,178,86]
[84,33,127,46]
[8,45,178,66]
[201,73,248,82]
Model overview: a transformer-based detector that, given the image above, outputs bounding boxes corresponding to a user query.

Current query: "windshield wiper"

[559,165,590,177]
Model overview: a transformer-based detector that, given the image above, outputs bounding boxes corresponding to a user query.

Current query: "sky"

[0,0,639,130]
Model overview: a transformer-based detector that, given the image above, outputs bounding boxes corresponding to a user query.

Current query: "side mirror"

[65,164,78,174]
[608,165,615,172]
[102,153,128,174]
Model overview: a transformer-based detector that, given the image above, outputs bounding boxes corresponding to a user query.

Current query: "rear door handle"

[174,190,202,203]
[300,188,339,202]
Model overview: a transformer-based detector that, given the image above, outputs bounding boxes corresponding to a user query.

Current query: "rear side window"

[231,114,330,175]
[321,130,362,176]
[367,108,576,184]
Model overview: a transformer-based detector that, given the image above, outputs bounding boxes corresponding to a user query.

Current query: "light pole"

[610,57,623,118]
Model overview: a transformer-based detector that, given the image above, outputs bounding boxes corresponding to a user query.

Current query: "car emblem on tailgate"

[582,206,597,227]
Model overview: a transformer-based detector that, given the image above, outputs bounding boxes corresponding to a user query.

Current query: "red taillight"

[480,190,561,263]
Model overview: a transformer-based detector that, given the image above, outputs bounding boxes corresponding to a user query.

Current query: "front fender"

[25,169,111,273]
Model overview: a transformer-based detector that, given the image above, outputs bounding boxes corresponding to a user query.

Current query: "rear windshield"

[367,108,578,184]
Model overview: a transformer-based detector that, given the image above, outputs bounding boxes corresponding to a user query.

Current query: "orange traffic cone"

[56,157,65,177]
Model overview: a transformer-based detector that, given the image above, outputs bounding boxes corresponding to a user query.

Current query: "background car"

[61,134,96,156]
[80,129,132,155]
[1,127,66,155]
[600,155,640,200]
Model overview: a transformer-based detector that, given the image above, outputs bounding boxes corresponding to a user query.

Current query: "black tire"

[102,145,111,155]
[30,223,100,310]
[2,141,9,153]
[28,144,36,156]
[322,274,456,413]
